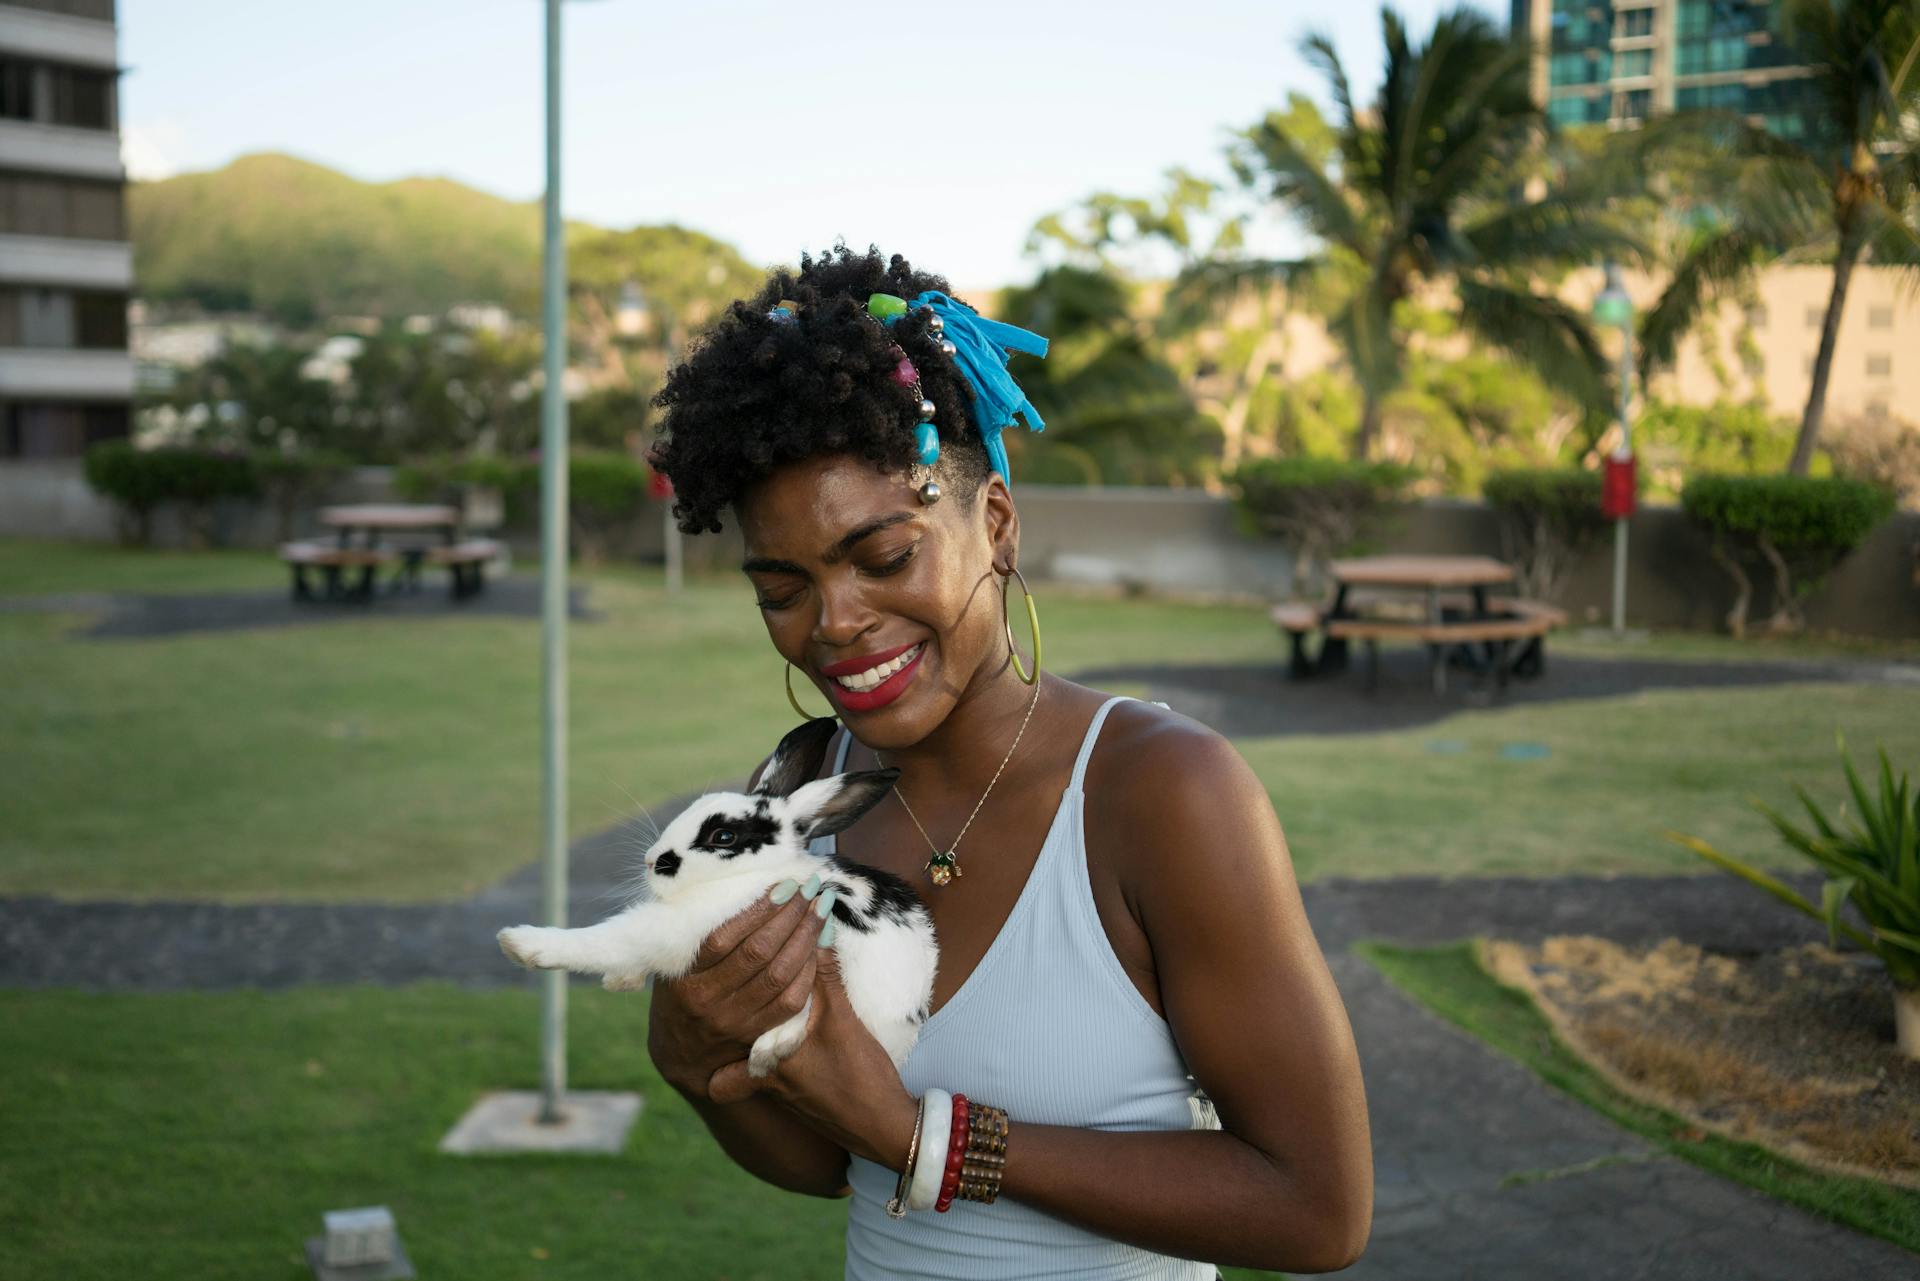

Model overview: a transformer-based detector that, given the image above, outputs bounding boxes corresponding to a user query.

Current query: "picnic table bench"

[280,505,504,602]
[280,542,396,602]
[1272,556,1567,693]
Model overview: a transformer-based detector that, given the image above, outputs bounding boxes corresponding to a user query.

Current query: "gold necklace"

[877,678,1043,887]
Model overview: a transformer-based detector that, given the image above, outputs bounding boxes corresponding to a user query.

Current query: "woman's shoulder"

[1077,686,1278,881]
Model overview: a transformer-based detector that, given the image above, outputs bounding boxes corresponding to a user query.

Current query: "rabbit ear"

[786,768,901,840]
[754,717,841,798]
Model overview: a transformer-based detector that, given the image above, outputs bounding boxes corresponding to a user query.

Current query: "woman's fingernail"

[818,917,837,947]
[801,872,823,900]
[769,879,799,904]
[814,888,838,919]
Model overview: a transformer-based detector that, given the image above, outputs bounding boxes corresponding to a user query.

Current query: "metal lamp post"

[537,0,570,1125]
[1591,261,1635,638]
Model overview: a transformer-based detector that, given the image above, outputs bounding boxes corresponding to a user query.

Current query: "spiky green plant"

[1668,742,1920,991]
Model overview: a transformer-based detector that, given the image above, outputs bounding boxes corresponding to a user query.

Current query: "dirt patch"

[1480,935,1920,1188]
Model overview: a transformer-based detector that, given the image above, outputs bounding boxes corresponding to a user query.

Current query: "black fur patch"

[693,808,780,859]
[652,850,681,878]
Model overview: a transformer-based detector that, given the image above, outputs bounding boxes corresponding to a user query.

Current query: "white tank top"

[811,694,1219,1280]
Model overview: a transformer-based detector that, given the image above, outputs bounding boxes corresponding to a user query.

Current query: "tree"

[1638,0,1920,475]
[1226,6,1641,459]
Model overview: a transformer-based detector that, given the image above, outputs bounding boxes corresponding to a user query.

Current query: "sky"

[119,0,1500,291]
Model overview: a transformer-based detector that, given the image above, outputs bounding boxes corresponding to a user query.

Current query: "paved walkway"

[7,650,1919,1277]
[4,864,1915,1277]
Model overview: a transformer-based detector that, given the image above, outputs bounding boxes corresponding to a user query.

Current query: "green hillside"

[129,152,759,324]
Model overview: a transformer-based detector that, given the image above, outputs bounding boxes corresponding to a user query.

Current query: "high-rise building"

[1518,0,1819,139]
[0,0,131,460]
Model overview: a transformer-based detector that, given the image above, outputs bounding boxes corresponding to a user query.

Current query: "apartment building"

[0,0,131,460]
[1517,0,1820,136]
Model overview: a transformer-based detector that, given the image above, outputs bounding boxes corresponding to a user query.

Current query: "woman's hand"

[708,947,920,1172]
[646,887,823,1101]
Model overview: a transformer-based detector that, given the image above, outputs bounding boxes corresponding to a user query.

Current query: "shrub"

[83,442,258,547]
[1669,743,1920,1057]
[252,449,350,542]
[1681,473,1894,635]
[1228,456,1417,597]
[84,440,169,545]
[1483,468,1609,602]
[567,450,650,563]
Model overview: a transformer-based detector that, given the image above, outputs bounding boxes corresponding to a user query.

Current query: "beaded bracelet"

[935,1093,970,1211]
[959,1101,1009,1204]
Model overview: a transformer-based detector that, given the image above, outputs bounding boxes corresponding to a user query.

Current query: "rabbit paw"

[497,925,555,969]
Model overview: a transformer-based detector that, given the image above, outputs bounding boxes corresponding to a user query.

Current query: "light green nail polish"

[801,872,822,900]
[818,918,837,947]
[769,879,799,904]
[815,888,838,919]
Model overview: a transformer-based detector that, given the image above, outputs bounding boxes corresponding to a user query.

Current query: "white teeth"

[833,643,922,692]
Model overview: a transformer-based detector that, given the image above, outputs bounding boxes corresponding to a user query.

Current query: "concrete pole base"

[439,1090,643,1155]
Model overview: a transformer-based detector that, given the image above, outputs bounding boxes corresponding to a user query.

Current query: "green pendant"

[926,850,961,886]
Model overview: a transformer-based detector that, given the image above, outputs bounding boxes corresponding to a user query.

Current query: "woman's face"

[736,452,1018,747]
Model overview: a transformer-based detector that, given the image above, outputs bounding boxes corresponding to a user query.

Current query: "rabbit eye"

[711,828,736,846]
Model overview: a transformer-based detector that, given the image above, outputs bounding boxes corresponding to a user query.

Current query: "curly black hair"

[648,242,992,535]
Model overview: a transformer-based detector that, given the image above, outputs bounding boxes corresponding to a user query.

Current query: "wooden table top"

[1329,554,1515,588]
[319,504,460,529]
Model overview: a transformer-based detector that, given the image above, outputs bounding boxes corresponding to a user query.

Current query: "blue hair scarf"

[896,290,1049,484]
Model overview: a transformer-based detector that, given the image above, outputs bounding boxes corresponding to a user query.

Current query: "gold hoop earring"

[785,662,829,720]
[1001,566,1042,686]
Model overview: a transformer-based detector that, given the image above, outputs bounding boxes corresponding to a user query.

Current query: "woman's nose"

[813,579,877,647]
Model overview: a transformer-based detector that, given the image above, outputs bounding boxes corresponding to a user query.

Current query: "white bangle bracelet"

[908,1088,951,1211]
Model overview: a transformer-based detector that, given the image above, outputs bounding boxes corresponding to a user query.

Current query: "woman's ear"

[981,471,1019,575]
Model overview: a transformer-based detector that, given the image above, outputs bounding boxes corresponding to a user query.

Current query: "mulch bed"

[1480,935,1920,1188]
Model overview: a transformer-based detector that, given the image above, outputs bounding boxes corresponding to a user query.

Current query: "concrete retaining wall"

[4,462,1914,638]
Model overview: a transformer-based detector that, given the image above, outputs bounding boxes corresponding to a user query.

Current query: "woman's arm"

[991,723,1372,1272]
[712,720,1371,1272]
[646,890,854,1198]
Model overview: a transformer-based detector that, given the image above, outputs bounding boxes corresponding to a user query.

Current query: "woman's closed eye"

[753,545,917,611]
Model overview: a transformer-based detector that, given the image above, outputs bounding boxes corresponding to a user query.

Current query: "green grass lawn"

[0,982,1288,1281]
[0,537,286,596]
[1358,940,1920,1255]
[3,538,1917,900]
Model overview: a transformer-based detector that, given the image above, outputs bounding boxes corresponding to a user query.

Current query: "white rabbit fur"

[498,717,938,1079]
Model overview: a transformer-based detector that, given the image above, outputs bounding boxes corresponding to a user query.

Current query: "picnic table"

[1272,554,1566,694]
[280,504,500,602]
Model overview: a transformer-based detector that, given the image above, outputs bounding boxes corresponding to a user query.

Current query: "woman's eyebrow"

[740,512,917,575]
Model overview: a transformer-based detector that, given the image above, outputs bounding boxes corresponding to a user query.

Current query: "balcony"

[0,4,120,69]
[0,118,122,180]
[0,346,133,398]
[0,233,130,288]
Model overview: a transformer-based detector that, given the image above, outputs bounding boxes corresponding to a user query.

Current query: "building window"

[1867,353,1892,377]
[1869,305,1893,329]
[0,288,128,350]
[0,57,117,133]
[1617,49,1654,78]
[1,401,129,460]
[1621,89,1652,120]
[1622,9,1654,36]
[0,172,126,240]
[1745,304,1767,329]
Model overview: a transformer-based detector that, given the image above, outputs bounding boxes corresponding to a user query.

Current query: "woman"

[643,244,1371,1278]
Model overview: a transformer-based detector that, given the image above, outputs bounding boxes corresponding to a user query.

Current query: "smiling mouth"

[828,642,925,692]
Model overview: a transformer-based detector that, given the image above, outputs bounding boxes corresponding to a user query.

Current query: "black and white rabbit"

[498,717,938,1078]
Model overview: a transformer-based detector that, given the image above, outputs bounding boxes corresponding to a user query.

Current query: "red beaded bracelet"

[936,1093,969,1211]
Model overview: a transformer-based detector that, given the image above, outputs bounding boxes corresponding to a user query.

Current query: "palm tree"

[1638,0,1920,475]
[1228,5,1641,459]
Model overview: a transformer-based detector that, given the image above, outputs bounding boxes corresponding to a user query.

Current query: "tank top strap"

[831,723,853,773]
[1068,694,1134,794]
